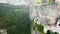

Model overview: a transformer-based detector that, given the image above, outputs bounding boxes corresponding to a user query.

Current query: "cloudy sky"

[0,0,34,5]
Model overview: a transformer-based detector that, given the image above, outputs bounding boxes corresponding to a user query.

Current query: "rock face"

[31,29,40,34]
[31,27,40,34]
[0,29,7,34]
[30,0,60,34]
[44,19,60,34]
[29,3,60,26]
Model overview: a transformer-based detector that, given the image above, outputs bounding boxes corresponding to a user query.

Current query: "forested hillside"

[0,3,30,34]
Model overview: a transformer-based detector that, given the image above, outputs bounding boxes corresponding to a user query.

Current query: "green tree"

[46,30,53,34]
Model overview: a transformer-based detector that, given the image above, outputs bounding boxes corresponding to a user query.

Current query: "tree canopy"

[0,3,30,34]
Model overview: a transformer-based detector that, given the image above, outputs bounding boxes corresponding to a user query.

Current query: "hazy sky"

[0,0,59,5]
[0,0,33,5]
